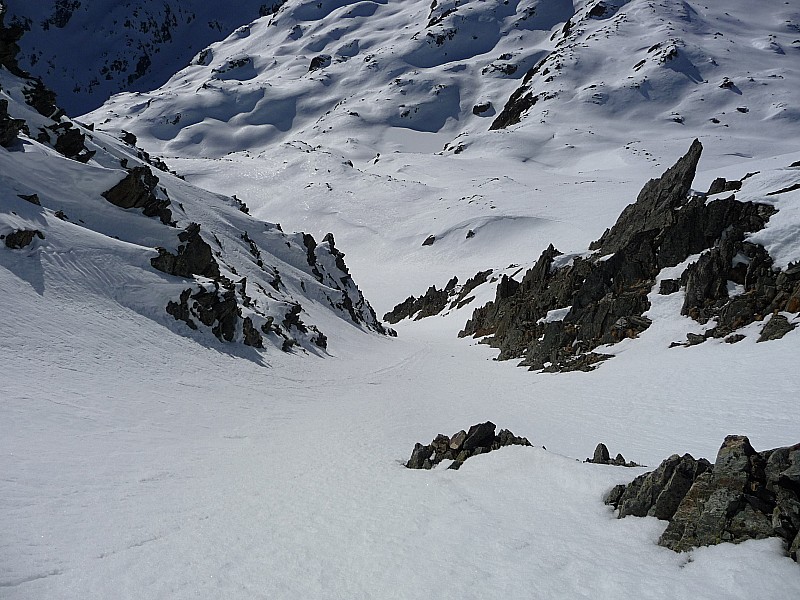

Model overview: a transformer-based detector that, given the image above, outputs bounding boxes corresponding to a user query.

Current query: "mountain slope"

[3,0,281,114]
[0,19,389,359]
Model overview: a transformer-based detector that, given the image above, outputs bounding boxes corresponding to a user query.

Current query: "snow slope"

[3,0,800,597]
[0,56,388,359]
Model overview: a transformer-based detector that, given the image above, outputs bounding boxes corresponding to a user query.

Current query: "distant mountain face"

[2,0,283,114]
[76,0,800,164]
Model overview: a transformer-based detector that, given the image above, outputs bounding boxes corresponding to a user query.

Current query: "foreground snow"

[2,274,800,597]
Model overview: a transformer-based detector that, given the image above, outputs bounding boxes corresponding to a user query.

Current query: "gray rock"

[450,430,467,451]
[406,422,529,469]
[613,436,800,560]
[592,443,610,464]
[407,443,434,469]
[611,453,710,520]
[757,313,796,342]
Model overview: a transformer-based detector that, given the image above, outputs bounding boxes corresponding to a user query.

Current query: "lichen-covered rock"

[608,453,711,520]
[758,314,797,342]
[609,436,800,561]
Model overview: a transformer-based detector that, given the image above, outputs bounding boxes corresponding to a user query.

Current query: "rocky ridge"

[605,435,800,562]
[383,269,492,324]
[383,140,799,371]
[457,140,798,371]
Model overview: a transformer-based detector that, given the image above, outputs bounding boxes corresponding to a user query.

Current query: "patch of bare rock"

[606,435,800,562]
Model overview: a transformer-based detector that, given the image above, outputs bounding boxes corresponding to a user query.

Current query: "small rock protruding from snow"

[405,422,531,470]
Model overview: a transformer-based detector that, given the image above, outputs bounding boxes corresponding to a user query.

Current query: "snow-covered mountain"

[0,13,389,360]
[2,0,283,114]
[76,0,800,312]
[85,0,800,161]
[3,1,800,598]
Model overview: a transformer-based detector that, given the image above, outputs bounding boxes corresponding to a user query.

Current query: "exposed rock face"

[0,7,26,76]
[606,436,800,561]
[314,232,392,336]
[151,223,220,279]
[758,313,797,342]
[384,277,455,324]
[405,422,531,470]
[3,228,44,249]
[459,141,793,372]
[101,166,173,225]
[384,269,492,323]
[22,79,62,120]
[51,122,95,163]
[166,284,239,342]
[0,98,26,147]
[308,54,331,71]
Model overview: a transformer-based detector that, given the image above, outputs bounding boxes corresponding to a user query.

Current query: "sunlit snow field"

[3,0,800,597]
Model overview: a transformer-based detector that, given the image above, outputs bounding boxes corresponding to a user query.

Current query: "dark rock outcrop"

[405,422,531,470]
[151,223,220,279]
[308,54,331,71]
[680,241,800,343]
[586,443,640,467]
[606,436,800,561]
[459,141,793,372]
[3,229,44,249]
[758,313,797,342]
[22,79,63,121]
[0,8,26,77]
[315,232,392,336]
[472,101,492,115]
[51,123,95,163]
[166,284,239,342]
[384,269,492,323]
[101,166,173,225]
[384,277,455,324]
[0,99,25,147]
